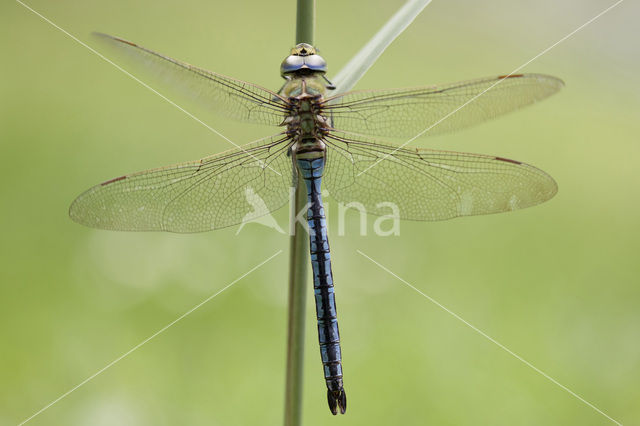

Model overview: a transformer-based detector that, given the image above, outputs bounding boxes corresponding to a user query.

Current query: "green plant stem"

[295,0,315,45]
[285,5,314,426]
[284,178,309,426]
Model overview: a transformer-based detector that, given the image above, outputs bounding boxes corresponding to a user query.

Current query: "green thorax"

[279,74,328,99]
[280,75,329,155]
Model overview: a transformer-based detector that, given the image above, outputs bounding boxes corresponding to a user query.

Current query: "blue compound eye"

[304,55,327,72]
[281,55,305,74]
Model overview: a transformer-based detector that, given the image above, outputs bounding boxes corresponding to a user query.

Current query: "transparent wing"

[324,74,563,138]
[94,33,289,126]
[69,134,293,232]
[323,131,557,221]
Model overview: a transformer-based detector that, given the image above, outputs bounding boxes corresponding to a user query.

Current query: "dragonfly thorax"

[281,78,330,153]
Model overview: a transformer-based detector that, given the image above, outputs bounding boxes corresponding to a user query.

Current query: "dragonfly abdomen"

[296,155,347,415]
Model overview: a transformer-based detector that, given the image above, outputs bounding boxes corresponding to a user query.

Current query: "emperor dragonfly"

[70,34,562,415]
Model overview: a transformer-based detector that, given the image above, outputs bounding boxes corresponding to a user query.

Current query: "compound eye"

[304,55,327,71]
[281,55,305,74]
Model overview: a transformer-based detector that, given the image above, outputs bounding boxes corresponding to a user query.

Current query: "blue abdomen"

[296,155,346,415]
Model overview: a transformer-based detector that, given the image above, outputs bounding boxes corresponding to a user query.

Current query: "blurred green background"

[1,0,638,424]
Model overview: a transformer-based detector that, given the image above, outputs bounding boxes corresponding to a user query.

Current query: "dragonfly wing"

[323,131,557,221]
[324,74,563,138]
[94,33,288,126]
[69,134,293,232]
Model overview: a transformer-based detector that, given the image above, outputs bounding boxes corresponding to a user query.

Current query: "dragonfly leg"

[322,74,336,90]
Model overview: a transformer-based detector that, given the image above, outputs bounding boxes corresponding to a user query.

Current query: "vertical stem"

[295,0,315,45]
[285,3,314,426]
[284,179,309,426]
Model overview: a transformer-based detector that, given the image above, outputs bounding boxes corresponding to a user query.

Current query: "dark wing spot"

[497,74,524,79]
[113,37,137,47]
[101,175,127,186]
[495,156,522,165]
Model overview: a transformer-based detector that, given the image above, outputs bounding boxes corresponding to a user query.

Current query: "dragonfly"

[70,33,563,415]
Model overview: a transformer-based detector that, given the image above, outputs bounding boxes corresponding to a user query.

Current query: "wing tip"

[497,73,565,88]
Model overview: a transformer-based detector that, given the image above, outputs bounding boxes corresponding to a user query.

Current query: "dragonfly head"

[280,43,328,77]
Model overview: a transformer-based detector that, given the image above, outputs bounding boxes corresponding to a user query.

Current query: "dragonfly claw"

[327,388,347,415]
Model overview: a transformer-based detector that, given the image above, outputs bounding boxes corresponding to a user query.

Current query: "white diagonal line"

[16,0,282,177]
[356,0,624,177]
[17,250,282,426]
[357,250,623,426]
